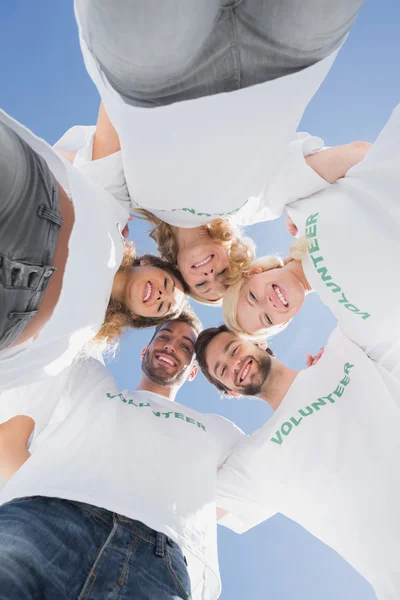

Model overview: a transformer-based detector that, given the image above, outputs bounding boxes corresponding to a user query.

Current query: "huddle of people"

[1,1,399,599]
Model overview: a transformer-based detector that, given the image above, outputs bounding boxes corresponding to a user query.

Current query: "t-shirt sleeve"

[344,103,400,221]
[233,133,331,226]
[53,125,131,209]
[216,430,278,534]
[0,357,110,445]
[0,371,70,442]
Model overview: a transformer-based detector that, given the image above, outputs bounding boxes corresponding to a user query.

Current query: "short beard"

[240,350,272,396]
[142,349,187,388]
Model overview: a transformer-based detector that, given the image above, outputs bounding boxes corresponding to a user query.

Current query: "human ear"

[140,346,148,360]
[242,267,263,279]
[256,340,268,351]
[187,365,198,382]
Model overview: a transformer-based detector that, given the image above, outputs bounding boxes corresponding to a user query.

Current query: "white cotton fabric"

[75,7,340,229]
[0,358,244,600]
[53,126,131,207]
[55,122,327,230]
[217,327,400,600]
[0,110,129,391]
[259,103,400,377]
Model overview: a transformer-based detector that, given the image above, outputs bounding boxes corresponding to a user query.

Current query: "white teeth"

[274,285,288,307]
[240,362,251,382]
[144,282,152,302]
[193,255,212,268]
[158,355,175,366]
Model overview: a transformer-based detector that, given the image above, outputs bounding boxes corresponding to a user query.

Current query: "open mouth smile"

[272,284,289,308]
[143,281,154,303]
[155,353,178,368]
[192,254,213,269]
[238,359,253,385]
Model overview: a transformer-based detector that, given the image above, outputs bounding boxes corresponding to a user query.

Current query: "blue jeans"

[76,0,364,106]
[0,496,191,600]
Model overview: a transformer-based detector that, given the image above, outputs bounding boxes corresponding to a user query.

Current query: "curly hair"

[90,242,189,354]
[133,210,256,305]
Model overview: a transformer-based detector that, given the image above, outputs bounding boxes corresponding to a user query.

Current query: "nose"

[230,356,241,374]
[163,342,176,354]
[201,267,215,279]
[156,287,165,301]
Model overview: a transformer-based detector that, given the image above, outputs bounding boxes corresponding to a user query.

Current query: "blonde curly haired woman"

[56,103,257,305]
[135,211,256,305]
[223,104,400,380]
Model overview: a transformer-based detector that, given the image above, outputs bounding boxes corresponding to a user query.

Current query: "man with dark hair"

[195,324,275,395]
[195,324,400,599]
[0,315,244,600]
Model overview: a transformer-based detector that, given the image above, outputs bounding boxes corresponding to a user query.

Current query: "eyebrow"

[159,328,173,335]
[182,335,195,349]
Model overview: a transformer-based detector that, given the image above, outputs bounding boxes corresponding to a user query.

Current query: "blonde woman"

[223,103,400,377]
[55,104,257,304]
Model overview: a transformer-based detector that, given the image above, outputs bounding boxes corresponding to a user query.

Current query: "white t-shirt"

[54,123,327,229]
[0,358,244,600]
[260,103,400,377]
[75,4,341,228]
[0,110,130,391]
[217,327,400,600]
[53,126,131,207]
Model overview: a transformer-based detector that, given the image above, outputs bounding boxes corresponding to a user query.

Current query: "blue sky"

[2,1,400,598]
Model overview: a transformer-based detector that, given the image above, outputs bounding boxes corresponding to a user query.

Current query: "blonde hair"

[133,209,256,305]
[222,237,308,340]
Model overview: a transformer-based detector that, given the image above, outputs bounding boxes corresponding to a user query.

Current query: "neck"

[286,259,312,293]
[135,373,177,401]
[259,361,299,411]
[171,225,209,250]
[111,269,129,303]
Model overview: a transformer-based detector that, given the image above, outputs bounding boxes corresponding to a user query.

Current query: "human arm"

[305,141,371,183]
[92,102,121,160]
[216,421,277,533]
[53,104,130,208]
[0,416,33,480]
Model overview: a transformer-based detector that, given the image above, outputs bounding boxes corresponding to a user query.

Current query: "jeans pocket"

[166,544,192,600]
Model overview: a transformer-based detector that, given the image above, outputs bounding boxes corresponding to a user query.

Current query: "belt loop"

[37,204,63,227]
[155,532,167,558]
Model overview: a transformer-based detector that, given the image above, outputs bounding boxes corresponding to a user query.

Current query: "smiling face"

[176,239,229,302]
[125,266,185,319]
[205,331,272,396]
[236,265,306,335]
[142,320,198,387]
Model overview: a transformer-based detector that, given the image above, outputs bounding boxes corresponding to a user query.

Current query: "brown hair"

[148,304,203,346]
[195,324,274,393]
[91,242,189,353]
[133,210,255,305]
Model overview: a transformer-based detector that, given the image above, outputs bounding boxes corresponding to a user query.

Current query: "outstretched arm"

[306,141,371,183]
[0,416,33,481]
[92,102,121,160]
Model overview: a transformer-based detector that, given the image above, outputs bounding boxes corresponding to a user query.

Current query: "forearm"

[92,102,121,160]
[0,416,34,481]
[306,141,371,183]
